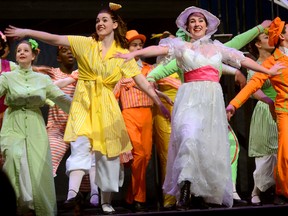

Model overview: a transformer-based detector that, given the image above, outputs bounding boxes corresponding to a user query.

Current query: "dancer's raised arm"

[5,25,70,47]
[115,45,168,62]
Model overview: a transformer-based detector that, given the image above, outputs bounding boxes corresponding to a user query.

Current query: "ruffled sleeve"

[156,37,186,65]
[213,40,246,69]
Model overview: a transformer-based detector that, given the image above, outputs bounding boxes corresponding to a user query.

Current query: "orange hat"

[126,30,146,43]
[268,17,285,46]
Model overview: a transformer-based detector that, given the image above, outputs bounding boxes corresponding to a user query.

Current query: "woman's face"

[95,12,118,39]
[16,43,34,67]
[187,14,207,40]
[256,33,274,52]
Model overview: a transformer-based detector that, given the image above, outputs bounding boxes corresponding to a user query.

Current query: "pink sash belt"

[184,65,220,83]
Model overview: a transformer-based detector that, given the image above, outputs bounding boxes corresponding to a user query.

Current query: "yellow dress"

[64,36,140,157]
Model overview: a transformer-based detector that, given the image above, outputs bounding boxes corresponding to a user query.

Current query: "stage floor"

[57,202,288,216]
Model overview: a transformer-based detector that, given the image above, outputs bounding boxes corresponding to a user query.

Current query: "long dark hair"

[247,34,262,59]
[91,7,128,49]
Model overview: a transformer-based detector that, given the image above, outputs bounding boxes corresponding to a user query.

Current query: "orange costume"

[230,47,288,198]
[113,60,154,204]
[229,17,288,199]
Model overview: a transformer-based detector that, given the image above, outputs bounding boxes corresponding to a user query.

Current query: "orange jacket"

[230,48,288,113]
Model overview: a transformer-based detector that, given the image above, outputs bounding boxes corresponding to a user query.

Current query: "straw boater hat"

[268,16,285,46]
[176,6,220,37]
[126,30,146,43]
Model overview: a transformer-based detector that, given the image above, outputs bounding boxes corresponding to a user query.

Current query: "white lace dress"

[160,36,245,207]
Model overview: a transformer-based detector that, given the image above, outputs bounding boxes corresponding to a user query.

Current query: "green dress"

[0,66,71,216]
[247,70,278,157]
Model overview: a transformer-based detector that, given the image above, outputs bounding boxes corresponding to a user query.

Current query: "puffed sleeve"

[214,40,246,69]
[157,37,186,65]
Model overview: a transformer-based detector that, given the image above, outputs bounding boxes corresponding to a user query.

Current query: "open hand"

[269,62,285,76]
[155,89,174,106]
[4,25,26,40]
[260,20,272,29]
[158,103,171,121]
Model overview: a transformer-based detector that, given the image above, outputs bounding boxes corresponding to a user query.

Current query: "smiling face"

[15,42,35,68]
[95,12,118,39]
[186,12,208,40]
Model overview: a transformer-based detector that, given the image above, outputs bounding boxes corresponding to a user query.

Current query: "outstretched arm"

[224,20,271,49]
[241,57,284,76]
[115,45,169,62]
[5,25,70,47]
[54,77,76,88]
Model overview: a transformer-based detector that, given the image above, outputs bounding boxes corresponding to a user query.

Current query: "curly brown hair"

[91,7,129,49]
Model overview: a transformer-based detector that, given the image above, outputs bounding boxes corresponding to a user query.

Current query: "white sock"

[232,183,241,200]
[101,191,114,213]
[251,185,261,203]
[67,170,85,200]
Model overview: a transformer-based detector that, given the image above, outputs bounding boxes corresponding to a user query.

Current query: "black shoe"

[273,195,287,205]
[133,201,148,212]
[190,196,210,209]
[63,191,83,209]
[176,180,191,211]
[233,199,248,207]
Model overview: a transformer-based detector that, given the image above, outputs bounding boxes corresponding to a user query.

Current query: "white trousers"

[66,136,123,192]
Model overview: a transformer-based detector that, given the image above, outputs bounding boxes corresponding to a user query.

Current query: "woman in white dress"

[115,6,283,210]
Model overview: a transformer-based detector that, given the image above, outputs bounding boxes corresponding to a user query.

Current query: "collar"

[18,66,34,75]
[273,48,286,60]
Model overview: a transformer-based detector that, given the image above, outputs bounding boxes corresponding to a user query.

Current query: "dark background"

[1,0,287,206]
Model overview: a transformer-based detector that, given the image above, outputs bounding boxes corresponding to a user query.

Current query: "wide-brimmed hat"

[126,30,146,43]
[268,17,285,46]
[176,6,220,37]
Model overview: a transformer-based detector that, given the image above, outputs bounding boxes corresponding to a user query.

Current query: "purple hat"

[176,6,220,37]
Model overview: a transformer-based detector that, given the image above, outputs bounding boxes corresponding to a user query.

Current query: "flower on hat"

[126,30,146,43]
[268,17,285,46]
[176,6,220,38]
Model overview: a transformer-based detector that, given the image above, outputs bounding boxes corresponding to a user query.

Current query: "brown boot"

[176,181,191,211]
